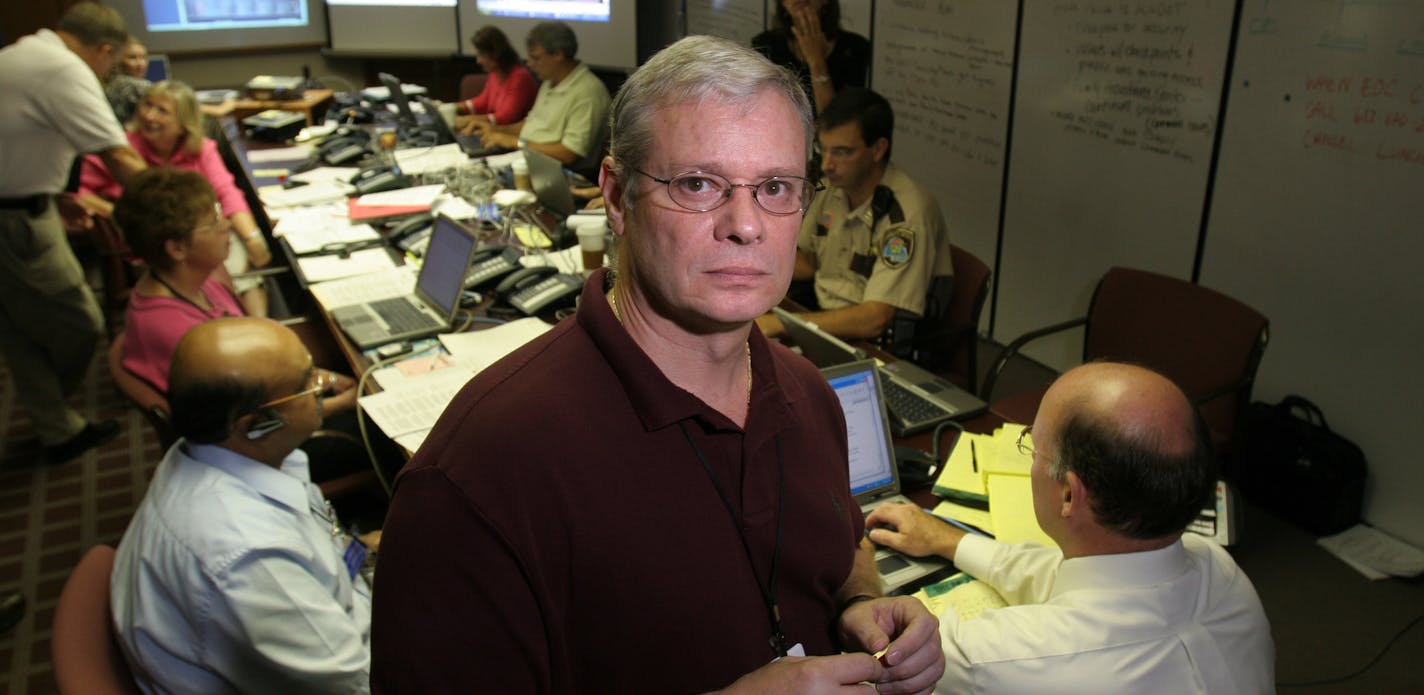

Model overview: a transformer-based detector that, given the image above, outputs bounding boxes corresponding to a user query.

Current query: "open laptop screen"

[415,216,477,316]
[826,364,898,496]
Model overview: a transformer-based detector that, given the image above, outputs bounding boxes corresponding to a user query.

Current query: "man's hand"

[714,653,884,694]
[482,130,518,150]
[319,370,358,413]
[457,116,490,136]
[57,194,97,231]
[864,503,965,560]
[839,596,944,694]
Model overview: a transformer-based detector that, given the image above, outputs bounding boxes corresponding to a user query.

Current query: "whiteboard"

[996,0,1236,367]
[871,0,1018,320]
[1203,0,1424,545]
[687,0,766,45]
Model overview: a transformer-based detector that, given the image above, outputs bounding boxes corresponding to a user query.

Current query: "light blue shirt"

[111,442,372,695]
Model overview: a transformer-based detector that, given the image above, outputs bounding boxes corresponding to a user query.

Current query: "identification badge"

[342,538,367,580]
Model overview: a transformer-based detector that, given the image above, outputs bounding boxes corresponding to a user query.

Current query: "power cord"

[930,419,965,463]
[1277,613,1423,688]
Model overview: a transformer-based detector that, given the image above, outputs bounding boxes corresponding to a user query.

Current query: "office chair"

[910,244,992,394]
[52,545,142,695]
[459,73,488,104]
[85,215,144,339]
[981,266,1269,458]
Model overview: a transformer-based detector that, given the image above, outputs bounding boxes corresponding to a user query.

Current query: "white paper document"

[395,143,470,175]
[356,184,445,207]
[309,266,417,310]
[1318,524,1424,580]
[358,366,476,440]
[439,317,552,373]
[246,145,312,163]
[296,247,398,283]
[260,180,352,208]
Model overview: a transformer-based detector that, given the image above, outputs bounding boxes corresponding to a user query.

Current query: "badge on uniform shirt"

[881,229,914,268]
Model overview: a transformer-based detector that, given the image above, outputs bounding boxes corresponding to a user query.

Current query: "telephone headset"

[245,414,287,440]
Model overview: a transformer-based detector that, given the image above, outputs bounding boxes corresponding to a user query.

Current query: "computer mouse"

[459,291,483,308]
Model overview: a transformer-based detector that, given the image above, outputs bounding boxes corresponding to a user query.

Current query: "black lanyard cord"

[678,421,788,658]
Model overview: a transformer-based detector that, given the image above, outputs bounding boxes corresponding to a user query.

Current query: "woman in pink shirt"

[79,80,273,316]
[455,26,537,131]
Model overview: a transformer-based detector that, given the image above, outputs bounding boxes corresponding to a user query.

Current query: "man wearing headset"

[110,317,376,694]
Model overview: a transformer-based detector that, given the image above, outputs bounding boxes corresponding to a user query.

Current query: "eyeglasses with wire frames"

[255,371,330,410]
[1016,426,1037,458]
[625,165,822,216]
[194,202,227,235]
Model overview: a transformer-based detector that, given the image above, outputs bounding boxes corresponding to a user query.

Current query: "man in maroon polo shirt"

[372,36,943,694]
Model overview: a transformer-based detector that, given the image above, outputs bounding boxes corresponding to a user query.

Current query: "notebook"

[823,360,952,593]
[417,95,510,158]
[329,215,478,349]
[775,307,986,436]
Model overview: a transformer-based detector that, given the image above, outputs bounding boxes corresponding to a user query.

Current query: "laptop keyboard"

[370,297,438,333]
[882,377,953,427]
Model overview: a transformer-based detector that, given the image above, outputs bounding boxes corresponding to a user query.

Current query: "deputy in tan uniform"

[757,88,951,358]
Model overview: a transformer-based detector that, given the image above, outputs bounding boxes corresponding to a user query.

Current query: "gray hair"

[527,21,577,60]
[606,35,813,199]
[57,1,129,48]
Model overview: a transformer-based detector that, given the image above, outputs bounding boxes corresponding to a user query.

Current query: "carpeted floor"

[0,333,161,695]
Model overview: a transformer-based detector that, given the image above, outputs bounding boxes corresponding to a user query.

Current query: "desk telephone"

[351,165,409,195]
[491,265,581,316]
[388,214,434,254]
[464,244,523,289]
[315,132,370,166]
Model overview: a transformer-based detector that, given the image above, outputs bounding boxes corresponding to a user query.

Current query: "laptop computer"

[823,360,952,593]
[329,215,479,349]
[774,307,986,436]
[416,95,511,158]
[521,147,577,219]
[144,54,171,83]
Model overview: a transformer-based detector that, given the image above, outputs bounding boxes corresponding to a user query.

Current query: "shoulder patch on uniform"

[881,229,914,268]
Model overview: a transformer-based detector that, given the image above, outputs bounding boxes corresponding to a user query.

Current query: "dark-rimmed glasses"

[626,166,820,216]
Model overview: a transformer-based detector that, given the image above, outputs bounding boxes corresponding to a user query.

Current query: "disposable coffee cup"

[512,159,531,191]
[575,220,606,271]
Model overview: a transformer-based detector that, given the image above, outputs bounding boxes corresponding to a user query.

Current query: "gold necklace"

[607,290,753,404]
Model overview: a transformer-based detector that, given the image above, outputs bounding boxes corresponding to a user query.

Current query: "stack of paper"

[931,424,1055,547]
[358,318,552,453]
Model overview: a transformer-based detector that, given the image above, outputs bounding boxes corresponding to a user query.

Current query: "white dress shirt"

[111,442,372,695]
[937,533,1275,694]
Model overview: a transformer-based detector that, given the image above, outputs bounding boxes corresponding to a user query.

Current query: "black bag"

[1238,396,1367,536]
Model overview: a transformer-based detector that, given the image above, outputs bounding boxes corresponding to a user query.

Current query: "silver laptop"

[775,307,986,436]
[329,215,478,349]
[823,360,951,594]
[521,147,577,219]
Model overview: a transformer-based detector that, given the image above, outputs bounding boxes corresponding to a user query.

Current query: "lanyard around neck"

[678,421,788,658]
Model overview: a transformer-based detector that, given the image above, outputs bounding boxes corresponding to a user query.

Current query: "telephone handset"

[464,244,523,289]
[351,165,409,195]
[315,133,370,165]
[492,265,583,316]
[388,214,434,253]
